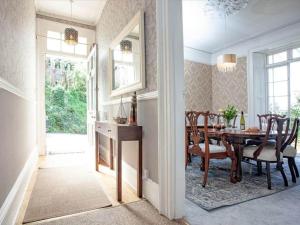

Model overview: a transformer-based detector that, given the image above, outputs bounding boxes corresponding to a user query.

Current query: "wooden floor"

[15,153,139,225]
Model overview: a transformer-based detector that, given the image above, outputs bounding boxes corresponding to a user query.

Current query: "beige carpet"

[26,200,180,225]
[23,167,111,223]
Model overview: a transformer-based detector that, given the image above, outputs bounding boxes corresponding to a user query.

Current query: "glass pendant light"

[64,0,78,45]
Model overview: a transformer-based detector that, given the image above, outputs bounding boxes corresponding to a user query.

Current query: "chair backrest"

[282,117,299,150]
[255,117,289,162]
[257,113,286,130]
[185,111,210,155]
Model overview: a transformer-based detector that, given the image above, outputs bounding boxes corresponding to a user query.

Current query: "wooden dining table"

[185,126,278,181]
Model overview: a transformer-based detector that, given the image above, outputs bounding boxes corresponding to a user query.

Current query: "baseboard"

[122,162,159,209]
[143,178,159,209]
[0,147,38,225]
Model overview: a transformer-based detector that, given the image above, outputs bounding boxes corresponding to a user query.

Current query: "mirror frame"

[109,10,145,97]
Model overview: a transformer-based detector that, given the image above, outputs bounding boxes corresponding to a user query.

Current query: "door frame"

[36,38,88,156]
[156,0,185,219]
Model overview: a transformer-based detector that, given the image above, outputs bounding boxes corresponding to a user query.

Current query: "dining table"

[185,126,279,181]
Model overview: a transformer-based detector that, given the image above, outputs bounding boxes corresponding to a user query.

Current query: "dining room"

[182,0,300,223]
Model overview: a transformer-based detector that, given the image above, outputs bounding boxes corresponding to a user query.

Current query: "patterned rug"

[186,156,300,211]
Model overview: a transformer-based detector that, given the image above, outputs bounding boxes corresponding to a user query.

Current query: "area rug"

[186,156,300,211]
[25,200,180,225]
[23,167,112,223]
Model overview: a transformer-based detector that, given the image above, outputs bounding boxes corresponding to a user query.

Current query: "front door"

[87,45,98,167]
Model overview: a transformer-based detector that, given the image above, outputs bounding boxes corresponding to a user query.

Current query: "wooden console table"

[95,121,143,202]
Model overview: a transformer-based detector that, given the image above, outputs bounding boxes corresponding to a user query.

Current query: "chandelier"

[206,0,249,16]
[217,54,237,72]
[64,0,78,45]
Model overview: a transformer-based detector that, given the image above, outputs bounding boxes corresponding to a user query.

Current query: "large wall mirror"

[109,11,145,97]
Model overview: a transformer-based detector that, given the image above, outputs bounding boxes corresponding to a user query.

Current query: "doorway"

[45,55,88,156]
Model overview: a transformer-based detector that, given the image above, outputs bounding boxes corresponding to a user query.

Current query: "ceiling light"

[217,54,237,73]
[64,0,78,45]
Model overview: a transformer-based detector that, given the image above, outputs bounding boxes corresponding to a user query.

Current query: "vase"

[225,119,232,128]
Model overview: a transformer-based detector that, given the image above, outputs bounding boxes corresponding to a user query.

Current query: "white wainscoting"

[0,147,38,225]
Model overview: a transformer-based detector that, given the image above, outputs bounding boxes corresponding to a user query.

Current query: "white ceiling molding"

[183,0,300,53]
[184,46,212,65]
[35,0,107,26]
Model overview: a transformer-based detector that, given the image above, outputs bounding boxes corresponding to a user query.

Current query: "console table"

[95,121,143,202]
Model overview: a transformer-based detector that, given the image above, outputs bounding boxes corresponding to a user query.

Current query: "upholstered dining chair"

[247,113,286,146]
[281,118,299,183]
[186,111,237,187]
[243,117,289,189]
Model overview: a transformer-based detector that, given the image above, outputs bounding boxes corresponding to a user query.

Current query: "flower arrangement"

[222,105,238,127]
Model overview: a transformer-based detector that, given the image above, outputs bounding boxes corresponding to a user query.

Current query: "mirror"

[109,11,145,96]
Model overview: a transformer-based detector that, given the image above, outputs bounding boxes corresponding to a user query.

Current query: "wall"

[184,60,212,111]
[212,57,248,112]
[95,0,158,187]
[0,0,36,216]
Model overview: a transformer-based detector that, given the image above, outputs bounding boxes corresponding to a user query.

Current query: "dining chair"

[281,118,299,183]
[186,111,237,187]
[246,113,286,146]
[243,117,289,189]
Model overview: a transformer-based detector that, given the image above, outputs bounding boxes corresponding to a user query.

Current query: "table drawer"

[96,122,115,138]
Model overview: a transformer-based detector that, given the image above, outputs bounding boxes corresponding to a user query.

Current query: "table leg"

[116,140,122,202]
[95,132,99,171]
[137,139,143,198]
[233,138,244,182]
[110,138,114,170]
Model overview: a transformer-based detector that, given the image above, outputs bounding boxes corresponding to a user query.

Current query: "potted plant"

[222,105,238,128]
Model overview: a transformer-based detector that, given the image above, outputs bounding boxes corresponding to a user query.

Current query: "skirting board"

[0,147,38,225]
[122,161,159,210]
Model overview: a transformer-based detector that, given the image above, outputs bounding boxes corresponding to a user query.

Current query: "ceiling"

[35,0,107,26]
[183,0,300,53]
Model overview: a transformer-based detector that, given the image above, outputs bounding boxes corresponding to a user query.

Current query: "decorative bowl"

[113,117,127,124]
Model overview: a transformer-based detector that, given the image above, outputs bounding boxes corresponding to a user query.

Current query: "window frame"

[266,47,300,116]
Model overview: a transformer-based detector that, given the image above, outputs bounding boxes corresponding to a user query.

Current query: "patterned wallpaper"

[96,0,156,101]
[184,60,212,111]
[212,57,248,112]
[0,0,36,98]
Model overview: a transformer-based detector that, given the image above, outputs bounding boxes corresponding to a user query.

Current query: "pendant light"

[120,40,132,53]
[217,14,236,73]
[64,0,78,45]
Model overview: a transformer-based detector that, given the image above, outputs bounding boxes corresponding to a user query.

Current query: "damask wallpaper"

[0,0,36,98]
[212,57,248,113]
[95,0,158,184]
[96,0,156,101]
[184,60,212,111]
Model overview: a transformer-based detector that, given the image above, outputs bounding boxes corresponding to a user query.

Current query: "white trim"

[0,147,38,225]
[156,0,185,220]
[143,178,159,209]
[101,91,158,106]
[184,46,212,65]
[0,77,33,102]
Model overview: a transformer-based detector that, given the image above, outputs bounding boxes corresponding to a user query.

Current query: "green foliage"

[223,105,238,122]
[45,58,87,134]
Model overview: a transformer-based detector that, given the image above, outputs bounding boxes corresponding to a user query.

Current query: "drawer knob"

[108,129,111,132]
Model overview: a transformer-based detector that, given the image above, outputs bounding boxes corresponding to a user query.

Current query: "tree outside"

[45,56,87,134]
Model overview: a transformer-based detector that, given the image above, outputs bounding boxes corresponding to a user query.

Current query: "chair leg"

[292,158,299,178]
[266,162,272,190]
[202,157,209,187]
[200,157,205,171]
[257,161,262,176]
[230,155,237,183]
[288,158,296,183]
[278,162,288,187]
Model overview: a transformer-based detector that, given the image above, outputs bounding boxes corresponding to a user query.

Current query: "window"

[267,47,300,116]
[46,30,88,56]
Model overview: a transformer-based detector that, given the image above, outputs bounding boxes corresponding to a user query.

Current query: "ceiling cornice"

[36,13,96,30]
